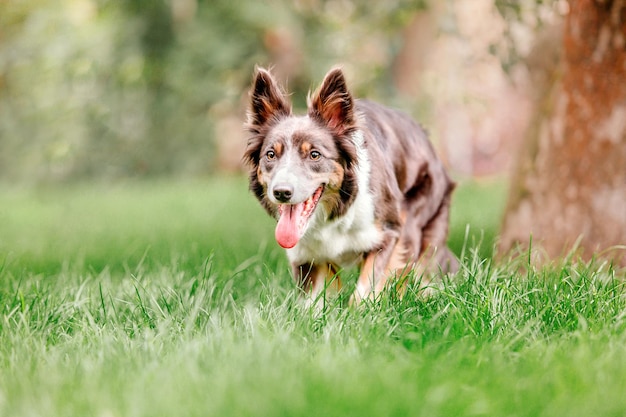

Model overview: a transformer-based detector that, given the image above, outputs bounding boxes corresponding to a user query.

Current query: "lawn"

[1,177,625,417]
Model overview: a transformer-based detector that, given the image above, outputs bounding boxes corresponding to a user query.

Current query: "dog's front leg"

[352,231,404,304]
[294,262,341,308]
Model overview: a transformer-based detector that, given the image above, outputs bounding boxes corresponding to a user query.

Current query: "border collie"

[244,67,458,304]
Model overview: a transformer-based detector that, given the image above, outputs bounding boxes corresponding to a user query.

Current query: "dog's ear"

[308,68,355,135]
[247,67,291,129]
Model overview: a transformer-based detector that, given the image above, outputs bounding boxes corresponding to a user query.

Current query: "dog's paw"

[349,283,376,305]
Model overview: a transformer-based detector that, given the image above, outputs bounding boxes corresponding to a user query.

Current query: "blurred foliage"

[0,0,425,182]
[491,0,562,72]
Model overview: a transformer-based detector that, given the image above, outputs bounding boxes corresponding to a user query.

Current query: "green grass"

[1,177,625,417]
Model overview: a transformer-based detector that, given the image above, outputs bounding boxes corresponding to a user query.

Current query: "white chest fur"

[286,132,382,267]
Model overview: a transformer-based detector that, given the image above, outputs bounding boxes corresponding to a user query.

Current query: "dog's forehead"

[268,116,331,144]
[270,116,315,136]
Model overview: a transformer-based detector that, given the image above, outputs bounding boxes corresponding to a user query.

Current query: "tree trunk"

[499,0,626,266]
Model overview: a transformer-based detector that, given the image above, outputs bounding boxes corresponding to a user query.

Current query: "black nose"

[273,184,293,203]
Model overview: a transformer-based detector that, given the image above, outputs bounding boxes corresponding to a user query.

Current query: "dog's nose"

[273,184,293,203]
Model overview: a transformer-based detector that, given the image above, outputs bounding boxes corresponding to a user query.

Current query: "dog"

[244,67,458,304]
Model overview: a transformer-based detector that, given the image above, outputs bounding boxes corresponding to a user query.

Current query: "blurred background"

[0,0,566,184]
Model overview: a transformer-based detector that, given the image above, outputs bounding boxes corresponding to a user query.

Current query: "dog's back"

[355,99,457,273]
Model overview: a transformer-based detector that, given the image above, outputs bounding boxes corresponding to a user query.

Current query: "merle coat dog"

[244,67,458,303]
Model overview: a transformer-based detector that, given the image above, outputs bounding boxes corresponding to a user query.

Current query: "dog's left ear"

[308,68,356,135]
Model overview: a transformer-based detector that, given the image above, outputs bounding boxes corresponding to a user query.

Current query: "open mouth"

[275,186,324,249]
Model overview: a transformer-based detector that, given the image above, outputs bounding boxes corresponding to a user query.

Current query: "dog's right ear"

[247,67,291,130]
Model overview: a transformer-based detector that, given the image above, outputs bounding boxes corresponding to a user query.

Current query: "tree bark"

[499,0,626,266]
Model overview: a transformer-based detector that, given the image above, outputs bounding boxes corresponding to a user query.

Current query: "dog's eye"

[310,150,321,161]
[266,150,276,160]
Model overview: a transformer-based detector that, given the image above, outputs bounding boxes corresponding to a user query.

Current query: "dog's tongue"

[275,203,305,249]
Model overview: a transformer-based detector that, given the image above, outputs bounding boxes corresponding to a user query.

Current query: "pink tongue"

[275,203,305,249]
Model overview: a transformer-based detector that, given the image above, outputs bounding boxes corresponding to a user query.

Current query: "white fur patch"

[287,131,382,267]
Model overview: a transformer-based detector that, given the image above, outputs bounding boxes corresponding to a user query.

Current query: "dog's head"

[244,67,359,249]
